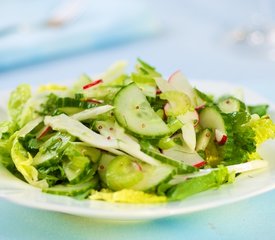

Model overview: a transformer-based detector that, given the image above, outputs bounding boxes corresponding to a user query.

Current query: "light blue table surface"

[1,0,275,239]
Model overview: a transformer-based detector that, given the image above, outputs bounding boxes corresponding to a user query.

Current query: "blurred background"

[0,0,275,96]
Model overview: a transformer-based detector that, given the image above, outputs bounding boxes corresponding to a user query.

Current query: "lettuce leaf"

[167,166,232,201]
[0,121,18,170]
[130,58,161,98]
[0,121,17,140]
[248,116,275,145]
[8,84,31,127]
[248,104,269,117]
[136,58,161,78]
[218,112,256,165]
[11,137,48,188]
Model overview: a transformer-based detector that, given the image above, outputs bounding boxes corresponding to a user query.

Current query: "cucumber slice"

[114,83,170,138]
[33,133,72,167]
[199,107,227,133]
[158,136,176,150]
[98,151,174,192]
[218,97,246,113]
[62,143,100,184]
[57,97,96,109]
[98,153,116,185]
[140,141,196,173]
[42,174,98,197]
[131,162,174,191]
[105,155,144,191]
[63,157,91,184]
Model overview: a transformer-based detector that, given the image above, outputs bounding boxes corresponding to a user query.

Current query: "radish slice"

[86,99,104,104]
[82,79,103,90]
[155,77,174,93]
[163,103,171,117]
[133,161,143,172]
[162,145,205,167]
[215,129,228,145]
[193,161,207,168]
[156,88,162,94]
[195,103,206,111]
[37,126,52,139]
[168,71,196,106]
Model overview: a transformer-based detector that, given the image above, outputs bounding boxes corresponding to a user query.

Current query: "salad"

[0,59,275,204]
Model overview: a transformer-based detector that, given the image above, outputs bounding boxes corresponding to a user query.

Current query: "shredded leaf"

[248,117,275,145]
[90,189,167,203]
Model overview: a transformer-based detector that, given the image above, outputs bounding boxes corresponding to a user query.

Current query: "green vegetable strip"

[167,166,231,201]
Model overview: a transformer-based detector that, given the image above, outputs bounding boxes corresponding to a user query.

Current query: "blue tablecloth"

[1,0,275,239]
[0,0,160,72]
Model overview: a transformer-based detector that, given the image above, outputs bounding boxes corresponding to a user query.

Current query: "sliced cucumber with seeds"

[105,155,144,191]
[114,83,170,138]
[218,96,246,113]
[33,133,72,167]
[98,151,174,192]
[42,174,98,197]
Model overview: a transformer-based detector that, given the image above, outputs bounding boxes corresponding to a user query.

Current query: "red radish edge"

[193,110,200,127]
[156,88,162,94]
[193,161,206,168]
[215,129,228,145]
[86,99,104,104]
[37,126,51,139]
[163,103,171,118]
[133,161,143,171]
[168,70,181,83]
[195,103,206,111]
[82,79,103,90]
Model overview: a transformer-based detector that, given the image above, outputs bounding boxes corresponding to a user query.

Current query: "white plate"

[0,80,275,221]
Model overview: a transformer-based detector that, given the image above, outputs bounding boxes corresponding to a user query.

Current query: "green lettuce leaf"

[217,112,257,165]
[167,166,232,201]
[8,84,31,127]
[33,132,72,167]
[130,59,161,98]
[248,104,269,117]
[248,116,275,145]
[11,137,48,188]
[0,121,17,140]
[0,121,18,170]
[136,58,161,77]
